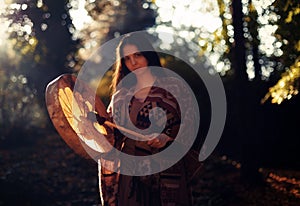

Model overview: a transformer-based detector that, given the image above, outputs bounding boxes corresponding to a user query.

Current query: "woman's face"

[122,44,148,72]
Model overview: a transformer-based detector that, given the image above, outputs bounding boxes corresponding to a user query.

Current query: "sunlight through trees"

[0,0,76,139]
[0,0,299,139]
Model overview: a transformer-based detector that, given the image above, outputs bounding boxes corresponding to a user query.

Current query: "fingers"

[147,140,163,148]
[146,133,159,140]
[147,133,170,149]
[147,137,160,146]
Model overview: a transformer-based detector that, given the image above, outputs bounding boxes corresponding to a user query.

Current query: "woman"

[100,33,195,206]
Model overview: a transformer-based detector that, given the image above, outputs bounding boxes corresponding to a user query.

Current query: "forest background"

[0,0,299,205]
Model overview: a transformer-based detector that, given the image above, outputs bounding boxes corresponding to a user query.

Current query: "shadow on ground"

[0,132,299,205]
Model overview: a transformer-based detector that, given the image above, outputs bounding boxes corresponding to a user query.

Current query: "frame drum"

[45,74,114,160]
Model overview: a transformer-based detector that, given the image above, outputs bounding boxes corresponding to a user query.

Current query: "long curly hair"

[110,33,163,94]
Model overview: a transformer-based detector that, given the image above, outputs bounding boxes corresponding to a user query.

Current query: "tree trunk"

[232,0,263,184]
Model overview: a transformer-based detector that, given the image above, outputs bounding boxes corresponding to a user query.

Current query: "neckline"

[132,76,158,102]
[132,95,145,103]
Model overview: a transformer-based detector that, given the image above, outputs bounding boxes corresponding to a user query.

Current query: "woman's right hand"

[146,133,172,149]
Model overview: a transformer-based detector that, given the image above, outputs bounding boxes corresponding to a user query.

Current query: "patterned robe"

[99,77,198,206]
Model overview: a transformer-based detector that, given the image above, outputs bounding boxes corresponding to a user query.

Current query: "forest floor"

[0,132,299,206]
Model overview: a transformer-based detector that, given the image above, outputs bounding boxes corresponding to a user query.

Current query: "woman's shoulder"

[158,76,180,84]
[107,87,131,112]
[111,87,131,101]
[158,76,188,87]
[155,76,190,95]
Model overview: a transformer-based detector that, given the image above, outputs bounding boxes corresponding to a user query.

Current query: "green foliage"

[68,0,156,71]
[0,0,77,140]
[272,0,300,67]
[261,0,300,103]
[0,68,47,139]
[262,57,300,104]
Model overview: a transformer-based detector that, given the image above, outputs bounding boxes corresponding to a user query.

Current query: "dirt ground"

[0,133,299,205]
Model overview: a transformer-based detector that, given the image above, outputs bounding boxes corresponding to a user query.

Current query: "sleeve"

[162,78,198,147]
[166,78,203,182]
[106,95,126,149]
[98,95,122,206]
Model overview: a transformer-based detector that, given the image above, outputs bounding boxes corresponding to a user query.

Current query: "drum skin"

[45,74,113,160]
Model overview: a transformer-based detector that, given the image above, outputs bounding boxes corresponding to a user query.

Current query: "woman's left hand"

[147,133,172,149]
